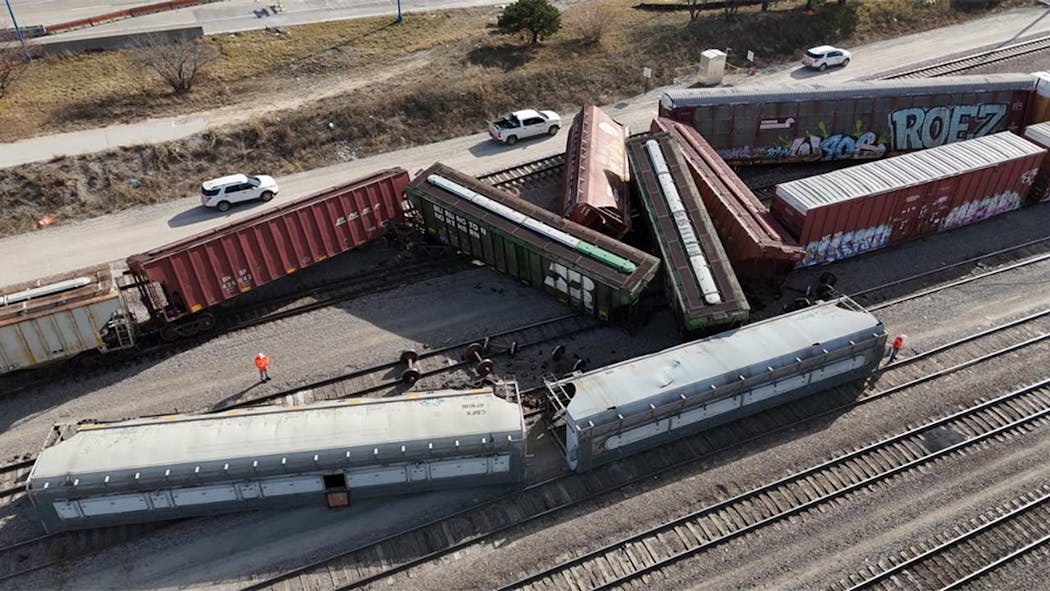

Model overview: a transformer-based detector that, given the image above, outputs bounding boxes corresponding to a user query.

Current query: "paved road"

[2,5,1049,284]
[9,0,502,32]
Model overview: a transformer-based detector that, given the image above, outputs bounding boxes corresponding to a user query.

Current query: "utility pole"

[3,0,31,62]
[396,0,403,23]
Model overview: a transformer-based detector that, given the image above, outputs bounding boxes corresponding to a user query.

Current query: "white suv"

[802,45,851,71]
[200,174,279,212]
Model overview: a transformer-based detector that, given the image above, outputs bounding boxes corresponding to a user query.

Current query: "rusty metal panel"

[626,132,749,335]
[562,106,631,238]
[1024,122,1050,203]
[773,132,1046,267]
[659,74,1037,165]
[126,169,408,322]
[0,265,128,374]
[651,118,802,283]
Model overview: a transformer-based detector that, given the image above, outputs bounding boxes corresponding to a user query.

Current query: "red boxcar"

[1023,121,1050,203]
[650,118,803,284]
[659,74,1036,165]
[562,106,631,238]
[772,132,1045,268]
[127,169,409,330]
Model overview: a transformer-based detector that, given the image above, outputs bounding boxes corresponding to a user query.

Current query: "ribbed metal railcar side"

[28,386,525,533]
[0,265,135,375]
[773,132,1046,267]
[125,169,409,330]
[625,132,749,337]
[547,297,885,472]
[650,118,803,285]
[406,163,659,320]
[659,74,1036,165]
[561,106,632,238]
[1023,121,1050,203]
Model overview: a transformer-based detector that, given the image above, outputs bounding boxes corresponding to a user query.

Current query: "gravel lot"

[343,234,1050,590]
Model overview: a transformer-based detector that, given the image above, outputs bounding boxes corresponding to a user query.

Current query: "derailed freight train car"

[772,131,1046,267]
[625,132,749,336]
[562,106,632,238]
[1023,121,1050,203]
[650,118,803,284]
[406,163,659,320]
[0,265,135,375]
[659,74,1037,164]
[546,297,885,472]
[28,386,526,533]
[126,169,409,339]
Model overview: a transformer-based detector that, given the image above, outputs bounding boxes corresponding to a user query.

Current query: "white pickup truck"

[488,109,561,145]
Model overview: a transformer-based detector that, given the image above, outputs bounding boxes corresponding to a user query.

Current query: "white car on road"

[802,45,852,71]
[201,174,279,212]
[488,109,561,145]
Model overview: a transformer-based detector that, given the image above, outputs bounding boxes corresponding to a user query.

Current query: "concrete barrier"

[35,26,204,55]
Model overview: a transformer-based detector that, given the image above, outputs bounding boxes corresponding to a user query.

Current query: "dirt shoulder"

[0,0,1033,238]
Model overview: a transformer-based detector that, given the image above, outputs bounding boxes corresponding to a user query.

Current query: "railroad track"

[0,457,34,501]
[0,522,169,583]
[212,312,600,411]
[0,255,472,398]
[501,379,1050,591]
[837,485,1050,591]
[880,34,1050,79]
[235,307,1049,591]
[477,154,565,190]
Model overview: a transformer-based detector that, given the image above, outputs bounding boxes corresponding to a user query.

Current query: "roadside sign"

[643,67,652,78]
[747,50,755,63]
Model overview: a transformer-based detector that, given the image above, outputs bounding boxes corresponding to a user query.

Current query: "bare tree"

[0,31,33,98]
[133,35,219,95]
[570,4,614,45]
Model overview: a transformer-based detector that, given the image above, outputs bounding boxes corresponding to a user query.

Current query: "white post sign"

[747,50,755,63]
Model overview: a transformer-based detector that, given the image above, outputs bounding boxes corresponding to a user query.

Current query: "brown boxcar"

[562,106,631,238]
[1023,121,1050,204]
[772,132,1045,268]
[651,118,803,284]
[659,74,1037,165]
[127,169,409,329]
[625,132,750,336]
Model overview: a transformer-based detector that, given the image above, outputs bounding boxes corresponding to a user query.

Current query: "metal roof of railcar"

[660,73,1036,108]
[563,298,882,424]
[1024,121,1050,147]
[408,163,659,292]
[0,264,119,326]
[775,132,1045,213]
[625,132,749,322]
[29,389,522,488]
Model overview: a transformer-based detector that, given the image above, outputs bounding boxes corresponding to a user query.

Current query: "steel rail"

[237,314,1050,591]
[504,379,1050,590]
[845,490,1050,590]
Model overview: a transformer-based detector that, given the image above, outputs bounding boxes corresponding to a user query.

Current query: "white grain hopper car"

[546,297,886,472]
[27,385,526,532]
[0,264,135,375]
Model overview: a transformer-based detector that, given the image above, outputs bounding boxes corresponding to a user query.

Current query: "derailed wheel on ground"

[400,350,421,385]
[474,359,494,377]
[463,343,494,378]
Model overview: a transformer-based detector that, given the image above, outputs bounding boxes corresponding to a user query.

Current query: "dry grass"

[0,9,491,140]
[0,0,1034,237]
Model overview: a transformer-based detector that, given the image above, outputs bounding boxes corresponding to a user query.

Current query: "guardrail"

[39,0,223,36]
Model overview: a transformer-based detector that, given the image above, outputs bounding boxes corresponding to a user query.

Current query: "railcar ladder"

[543,374,574,427]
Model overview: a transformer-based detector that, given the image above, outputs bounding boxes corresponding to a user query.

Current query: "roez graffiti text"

[889,104,1007,151]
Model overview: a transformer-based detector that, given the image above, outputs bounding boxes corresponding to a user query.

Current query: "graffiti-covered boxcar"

[659,74,1037,165]
[772,132,1045,267]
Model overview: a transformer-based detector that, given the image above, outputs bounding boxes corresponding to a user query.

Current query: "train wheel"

[161,325,181,342]
[196,313,216,332]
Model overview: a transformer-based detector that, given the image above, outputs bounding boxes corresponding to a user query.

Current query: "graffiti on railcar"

[888,104,1008,151]
[799,224,893,267]
[719,120,889,163]
[545,262,596,313]
[939,191,1023,231]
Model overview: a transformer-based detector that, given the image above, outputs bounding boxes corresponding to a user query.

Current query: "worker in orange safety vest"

[887,335,905,364]
[255,352,271,383]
